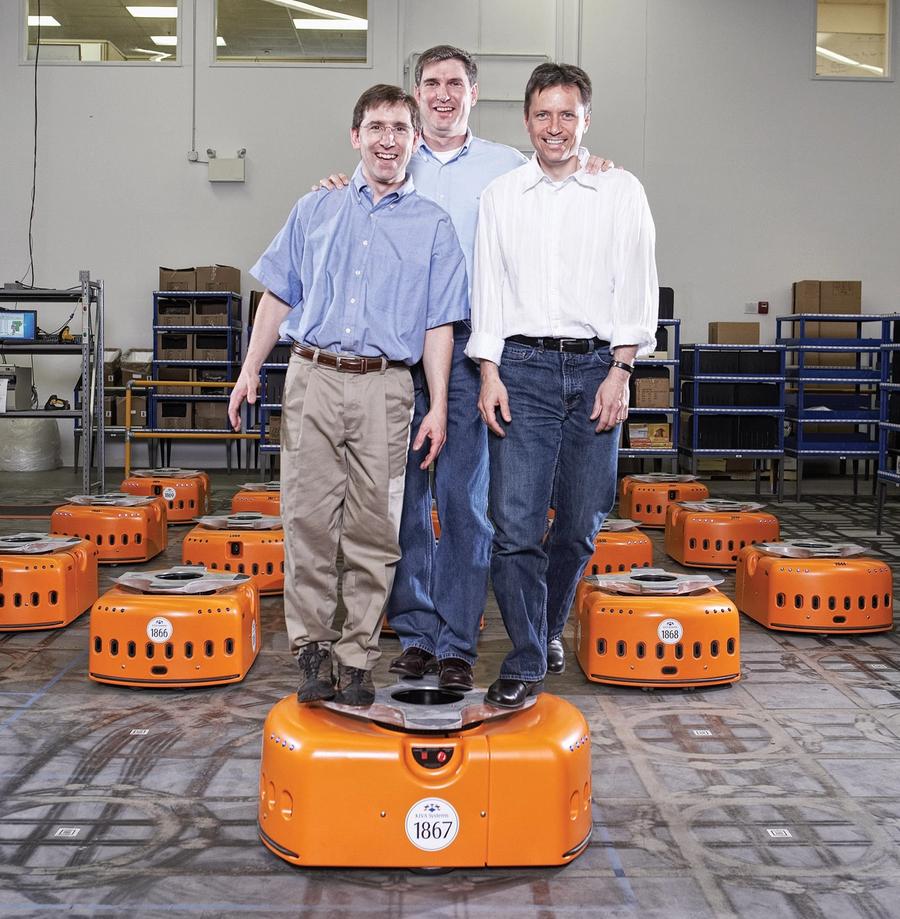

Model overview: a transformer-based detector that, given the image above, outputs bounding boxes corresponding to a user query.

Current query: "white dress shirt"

[465,153,659,366]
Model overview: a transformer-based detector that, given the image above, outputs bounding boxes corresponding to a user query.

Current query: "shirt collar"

[521,147,594,192]
[351,162,416,204]
[417,129,473,163]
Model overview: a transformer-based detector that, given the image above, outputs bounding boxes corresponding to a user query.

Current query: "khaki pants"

[280,354,414,669]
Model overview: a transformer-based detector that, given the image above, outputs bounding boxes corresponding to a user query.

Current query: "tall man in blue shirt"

[319,46,612,692]
[228,84,467,707]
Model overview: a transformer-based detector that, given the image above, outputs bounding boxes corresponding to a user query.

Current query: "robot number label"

[404,798,460,851]
[657,618,684,644]
[147,616,174,643]
[162,486,177,501]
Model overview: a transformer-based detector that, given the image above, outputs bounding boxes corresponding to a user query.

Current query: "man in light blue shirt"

[229,84,467,707]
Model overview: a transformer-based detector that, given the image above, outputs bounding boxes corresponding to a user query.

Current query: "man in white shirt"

[466,62,659,709]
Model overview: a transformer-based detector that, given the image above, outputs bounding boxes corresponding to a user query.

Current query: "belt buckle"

[335,354,343,370]
[560,338,582,352]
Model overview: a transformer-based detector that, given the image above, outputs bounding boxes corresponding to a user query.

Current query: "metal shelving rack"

[678,343,786,499]
[876,313,900,533]
[0,271,105,493]
[620,318,681,470]
[777,314,882,501]
[150,290,243,468]
[257,339,290,477]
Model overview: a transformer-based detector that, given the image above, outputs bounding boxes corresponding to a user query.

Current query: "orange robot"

[50,493,167,564]
[736,540,894,634]
[121,468,210,523]
[231,481,281,516]
[89,566,261,688]
[618,474,710,528]
[258,683,591,868]
[0,533,99,632]
[182,512,284,595]
[665,499,780,569]
[574,568,741,688]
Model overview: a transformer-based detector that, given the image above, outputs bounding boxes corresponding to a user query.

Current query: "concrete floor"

[0,468,899,918]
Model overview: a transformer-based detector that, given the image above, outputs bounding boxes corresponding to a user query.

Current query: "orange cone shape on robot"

[121,468,210,523]
[735,540,894,634]
[182,512,284,595]
[0,533,99,631]
[258,685,592,868]
[89,566,260,688]
[50,494,167,563]
[619,474,709,528]
[575,569,741,688]
[665,499,780,568]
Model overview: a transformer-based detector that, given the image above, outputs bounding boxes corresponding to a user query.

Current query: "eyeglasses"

[361,123,412,139]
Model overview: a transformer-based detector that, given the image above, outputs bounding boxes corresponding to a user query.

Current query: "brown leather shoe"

[438,658,474,691]
[389,646,435,679]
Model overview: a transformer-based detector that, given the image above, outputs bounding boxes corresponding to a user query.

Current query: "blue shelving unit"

[678,343,786,499]
[258,339,290,477]
[776,313,882,501]
[876,313,900,532]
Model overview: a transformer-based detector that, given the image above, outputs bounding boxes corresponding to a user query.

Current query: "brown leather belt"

[290,342,405,374]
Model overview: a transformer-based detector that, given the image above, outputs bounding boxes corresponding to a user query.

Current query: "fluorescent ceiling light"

[217,36,226,46]
[816,45,883,75]
[28,15,60,26]
[293,18,367,29]
[265,0,362,21]
[151,35,178,46]
[126,6,178,17]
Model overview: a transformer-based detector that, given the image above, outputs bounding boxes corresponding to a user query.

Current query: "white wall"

[1,0,898,468]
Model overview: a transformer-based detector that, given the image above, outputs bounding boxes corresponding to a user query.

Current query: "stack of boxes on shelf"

[154,266,242,431]
[98,348,152,429]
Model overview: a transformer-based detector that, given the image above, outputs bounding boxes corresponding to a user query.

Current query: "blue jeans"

[386,321,492,664]
[488,342,619,681]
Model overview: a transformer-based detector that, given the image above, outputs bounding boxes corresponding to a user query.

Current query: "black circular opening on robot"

[632,574,679,583]
[390,688,465,706]
[231,513,262,521]
[6,535,37,543]
[156,571,204,582]
[793,542,829,549]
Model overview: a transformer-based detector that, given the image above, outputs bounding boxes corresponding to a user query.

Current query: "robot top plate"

[66,493,158,507]
[193,512,282,530]
[239,481,281,491]
[130,468,204,478]
[0,533,83,554]
[584,568,724,595]
[322,676,537,732]
[116,566,251,594]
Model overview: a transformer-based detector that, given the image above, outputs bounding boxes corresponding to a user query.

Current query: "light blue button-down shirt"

[408,132,526,298]
[251,164,467,365]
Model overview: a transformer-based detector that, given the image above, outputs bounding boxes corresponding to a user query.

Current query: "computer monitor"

[0,310,38,341]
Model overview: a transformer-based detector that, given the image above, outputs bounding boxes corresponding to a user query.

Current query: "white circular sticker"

[404,798,460,852]
[657,618,683,645]
[251,619,258,652]
[147,616,173,643]
[162,486,177,501]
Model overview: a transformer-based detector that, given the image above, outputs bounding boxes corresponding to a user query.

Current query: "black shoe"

[547,638,566,674]
[439,658,474,691]
[296,643,335,702]
[485,677,544,709]
[389,646,435,680]
[334,664,376,707]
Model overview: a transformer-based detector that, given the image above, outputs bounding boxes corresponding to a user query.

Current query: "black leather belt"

[291,342,405,374]
[507,335,609,354]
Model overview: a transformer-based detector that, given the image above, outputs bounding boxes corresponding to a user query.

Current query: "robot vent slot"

[185,641,194,658]
[189,500,195,508]
[0,594,4,607]
[693,641,702,658]
[110,639,119,656]
[280,562,285,573]
[661,666,677,675]
[252,564,259,575]
[145,642,155,659]
[655,643,665,660]
[636,641,646,658]
[597,638,607,655]
[674,643,684,660]
[615,641,626,657]
[833,616,847,623]
[49,591,58,605]
[238,564,245,573]
[122,534,129,545]
[135,534,143,544]
[727,638,736,654]
[689,538,696,549]
[266,563,274,575]
[164,642,174,659]
[151,666,168,675]
[127,641,136,658]
[656,504,662,514]
[13,593,22,607]
[204,640,214,657]
[710,640,720,657]
[30,592,39,606]
[93,637,101,653]
[225,638,235,655]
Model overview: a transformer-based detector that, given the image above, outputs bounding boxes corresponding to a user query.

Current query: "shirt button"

[350,298,356,304]
[355,270,361,276]
[345,327,351,333]
[362,240,368,246]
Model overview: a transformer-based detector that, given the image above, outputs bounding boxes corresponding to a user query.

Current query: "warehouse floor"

[1,469,899,919]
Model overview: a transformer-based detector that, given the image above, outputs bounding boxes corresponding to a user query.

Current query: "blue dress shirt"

[251,164,468,365]
[408,133,526,295]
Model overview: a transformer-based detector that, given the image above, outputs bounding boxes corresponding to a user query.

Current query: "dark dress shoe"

[439,658,474,691]
[546,637,566,674]
[389,646,435,679]
[485,677,544,709]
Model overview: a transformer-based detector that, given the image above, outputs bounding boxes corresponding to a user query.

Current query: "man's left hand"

[590,367,631,432]
[584,155,616,175]
[413,408,447,469]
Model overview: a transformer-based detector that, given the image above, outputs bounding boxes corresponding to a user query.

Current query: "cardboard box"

[157,332,192,362]
[157,401,193,429]
[792,280,820,315]
[157,366,195,395]
[156,296,193,326]
[196,367,231,394]
[193,297,232,327]
[159,267,197,292]
[196,265,241,295]
[249,290,264,325]
[708,322,759,344]
[633,373,669,408]
[194,401,226,430]
[819,280,861,315]
[102,349,121,386]
[115,395,147,428]
[627,421,671,449]
[119,349,154,385]
[267,413,282,443]
[103,395,116,427]
[194,332,228,362]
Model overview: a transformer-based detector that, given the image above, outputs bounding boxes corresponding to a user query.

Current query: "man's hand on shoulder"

[583,155,619,175]
[310,173,350,192]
